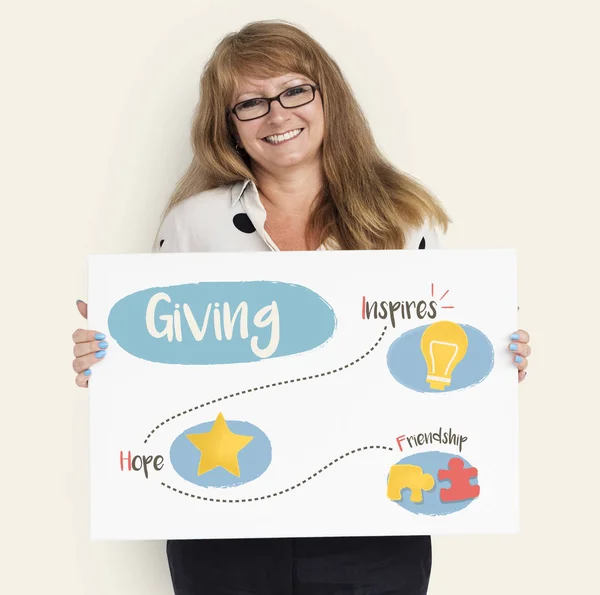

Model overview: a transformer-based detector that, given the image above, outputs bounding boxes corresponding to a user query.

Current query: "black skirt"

[167,535,432,595]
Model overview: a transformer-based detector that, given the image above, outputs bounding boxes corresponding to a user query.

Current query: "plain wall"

[1,1,598,593]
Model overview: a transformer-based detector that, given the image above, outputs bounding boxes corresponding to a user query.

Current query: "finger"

[73,338,109,358]
[72,349,107,374]
[75,369,92,388]
[510,329,530,344]
[512,354,529,371]
[518,370,527,383]
[508,341,531,357]
[76,300,88,319]
[72,328,106,345]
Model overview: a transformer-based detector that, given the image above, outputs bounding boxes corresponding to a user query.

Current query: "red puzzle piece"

[437,457,480,503]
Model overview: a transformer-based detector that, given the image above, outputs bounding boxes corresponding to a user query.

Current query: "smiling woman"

[151,19,452,254]
[71,16,532,595]
[150,22,445,594]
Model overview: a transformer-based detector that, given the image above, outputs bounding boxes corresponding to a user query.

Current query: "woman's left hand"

[508,329,530,383]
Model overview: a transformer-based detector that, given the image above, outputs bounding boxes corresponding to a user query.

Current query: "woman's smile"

[262,128,304,145]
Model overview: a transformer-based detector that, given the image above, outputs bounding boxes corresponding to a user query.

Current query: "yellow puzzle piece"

[387,464,435,503]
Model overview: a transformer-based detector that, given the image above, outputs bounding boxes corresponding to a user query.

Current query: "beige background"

[1,1,598,593]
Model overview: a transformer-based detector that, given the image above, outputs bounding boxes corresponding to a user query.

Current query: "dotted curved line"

[143,326,388,444]
[160,445,394,502]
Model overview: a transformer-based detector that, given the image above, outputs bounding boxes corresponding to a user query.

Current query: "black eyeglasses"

[226,83,320,122]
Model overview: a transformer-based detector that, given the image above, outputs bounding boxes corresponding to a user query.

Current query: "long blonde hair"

[153,19,450,251]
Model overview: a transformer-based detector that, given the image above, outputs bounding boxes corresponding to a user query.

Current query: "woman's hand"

[508,329,530,383]
[72,300,109,387]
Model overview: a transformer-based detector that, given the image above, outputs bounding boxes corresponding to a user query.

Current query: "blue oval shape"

[170,417,272,488]
[388,451,479,516]
[387,323,494,392]
[107,281,336,364]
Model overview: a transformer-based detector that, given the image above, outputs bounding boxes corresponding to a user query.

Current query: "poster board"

[87,249,518,540]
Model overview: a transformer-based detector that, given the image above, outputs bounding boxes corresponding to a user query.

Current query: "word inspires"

[396,427,468,453]
[146,292,280,359]
[361,296,437,328]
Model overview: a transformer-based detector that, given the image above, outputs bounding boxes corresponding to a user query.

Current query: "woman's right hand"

[72,300,109,387]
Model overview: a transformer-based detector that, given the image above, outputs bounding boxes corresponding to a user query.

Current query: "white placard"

[87,249,518,540]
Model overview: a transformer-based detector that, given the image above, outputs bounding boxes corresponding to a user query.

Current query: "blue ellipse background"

[389,450,479,516]
[107,281,337,364]
[387,323,494,393]
[170,419,272,488]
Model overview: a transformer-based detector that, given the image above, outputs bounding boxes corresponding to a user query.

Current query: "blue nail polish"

[515,355,523,363]
[94,333,105,340]
[511,333,520,340]
[96,350,106,358]
[98,341,108,349]
[510,343,518,351]
[84,369,91,376]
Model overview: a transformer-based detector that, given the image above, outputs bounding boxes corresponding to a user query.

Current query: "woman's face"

[229,72,325,171]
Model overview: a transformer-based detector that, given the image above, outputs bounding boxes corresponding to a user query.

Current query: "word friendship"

[396,427,469,453]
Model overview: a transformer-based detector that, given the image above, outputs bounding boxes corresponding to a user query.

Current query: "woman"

[72,20,531,595]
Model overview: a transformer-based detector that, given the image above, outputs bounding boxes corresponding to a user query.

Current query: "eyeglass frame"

[226,83,321,122]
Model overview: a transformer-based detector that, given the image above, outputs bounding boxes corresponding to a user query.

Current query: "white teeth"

[264,128,302,144]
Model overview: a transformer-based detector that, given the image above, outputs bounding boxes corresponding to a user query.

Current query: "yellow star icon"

[186,413,254,477]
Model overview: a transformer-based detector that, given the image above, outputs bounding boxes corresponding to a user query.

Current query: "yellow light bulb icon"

[420,321,468,390]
